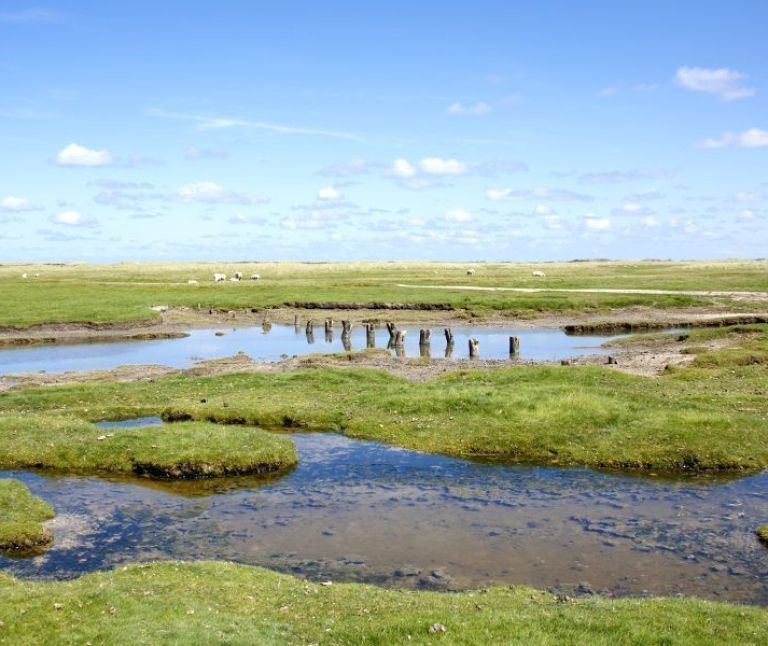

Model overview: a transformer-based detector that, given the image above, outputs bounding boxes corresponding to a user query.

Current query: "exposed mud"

[0,527,53,557]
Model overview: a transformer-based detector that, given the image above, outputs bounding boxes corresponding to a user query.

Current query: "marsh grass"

[0,561,766,645]
[2,260,766,327]
[0,479,54,552]
[0,416,297,479]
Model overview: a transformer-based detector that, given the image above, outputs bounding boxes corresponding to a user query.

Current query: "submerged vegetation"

[0,561,766,645]
[0,479,55,554]
[1,324,767,473]
[0,418,297,479]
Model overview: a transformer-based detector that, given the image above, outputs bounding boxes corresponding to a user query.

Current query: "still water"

[0,325,619,375]
[2,428,766,604]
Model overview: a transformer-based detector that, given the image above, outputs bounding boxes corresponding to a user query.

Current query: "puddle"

[1,432,767,604]
[0,324,626,375]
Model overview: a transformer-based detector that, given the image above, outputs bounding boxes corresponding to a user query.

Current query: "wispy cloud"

[578,168,673,184]
[446,101,493,116]
[0,8,63,24]
[177,181,268,205]
[703,128,768,149]
[675,66,755,101]
[146,108,364,141]
[486,187,594,202]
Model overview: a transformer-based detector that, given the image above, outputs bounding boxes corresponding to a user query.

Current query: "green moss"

[0,561,765,645]
[0,479,55,553]
[757,526,768,547]
[0,417,297,479]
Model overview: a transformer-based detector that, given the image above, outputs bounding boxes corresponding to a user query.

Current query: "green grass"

[2,260,766,327]
[0,479,54,553]
[0,561,765,645]
[2,325,768,473]
[757,526,768,547]
[0,417,297,479]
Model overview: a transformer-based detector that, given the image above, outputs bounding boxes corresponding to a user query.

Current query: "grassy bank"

[0,417,297,479]
[0,479,54,554]
[0,561,765,645]
[1,260,766,327]
[2,325,767,473]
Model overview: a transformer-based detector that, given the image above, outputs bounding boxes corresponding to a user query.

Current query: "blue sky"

[1,1,766,262]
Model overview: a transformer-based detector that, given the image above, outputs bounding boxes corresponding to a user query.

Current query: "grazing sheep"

[466,268,476,276]
[233,271,243,280]
[21,273,27,279]
[187,279,199,284]
[532,270,546,278]
[213,273,226,282]
[230,276,240,282]
[250,273,261,280]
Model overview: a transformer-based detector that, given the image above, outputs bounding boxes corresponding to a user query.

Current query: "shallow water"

[2,430,767,604]
[0,324,620,375]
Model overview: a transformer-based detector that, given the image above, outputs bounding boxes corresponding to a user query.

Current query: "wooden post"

[324,318,334,333]
[509,336,520,356]
[365,323,376,348]
[306,319,314,334]
[293,314,300,327]
[229,310,236,319]
[325,328,333,343]
[444,343,454,359]
[341,320,352,336]
[394,330,407,347]
[386,322,396,337]
[444,328,454,344]
[468,338,479,358]
[419,329,432,345]
[342,335,352,352]
[606,356,618,365]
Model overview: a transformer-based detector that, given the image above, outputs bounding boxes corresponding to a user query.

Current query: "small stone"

[53,603,63,610]
[320,581,333,587]
[429,623,447,634]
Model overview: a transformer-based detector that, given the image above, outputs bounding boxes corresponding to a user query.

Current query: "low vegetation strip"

[0,417,297,479]
[1,325,767,473]
[0,479,54,554]
[0,561,765,645]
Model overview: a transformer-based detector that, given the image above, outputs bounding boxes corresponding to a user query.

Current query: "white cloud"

[387,158,418,179]
[54,143,113,167]
[52,210,96,227]
[446,101,493,116]
[639,216,660,228]
[177,181,268,205]
[419,157,467,175]
[675,66,755,101]
[486,187,593,202]
[0,196,36,212]
[703,128,768,149]
[584,216,611,231]
[543,215,562,230]
[445,208,473,222]
[534,204,555,215]
[317,185,343,201]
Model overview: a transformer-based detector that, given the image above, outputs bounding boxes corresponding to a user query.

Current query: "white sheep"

[213,273,226,282]
[466,268,476,276]
[233,271,243,280]
[187,279,199,285]
[21,273,28,279]
[250,273,261,280]
[230,276,240,282]
[532,270,546,278]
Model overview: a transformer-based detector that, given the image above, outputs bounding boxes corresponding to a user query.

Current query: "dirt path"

[395,283,768,301]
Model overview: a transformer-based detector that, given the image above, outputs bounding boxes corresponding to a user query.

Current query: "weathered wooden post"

[444,343,454,359]
[325,328,333,343]
[468,338,479,358]
[229,310,236,319]
[262,313,270,325]
[341,320,352,336]
[365,323,376,348]
[293,314,300,327]
[606,355,618,365]
[342,335,352,352]
[509,336,520,356]
[324,318,334,333]
[419,329,432,345]
[444,328,454,345]
[394,329,407,347]
[306,319,314,334]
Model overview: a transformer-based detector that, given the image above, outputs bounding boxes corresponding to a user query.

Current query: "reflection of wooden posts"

[365,323,376,348]
[444,342,454,358]
[262,313,270,325]
[394,329,406,347]
[325,328,333,343]
[306,319,314,334]
[324,318,334,334]
[342,335,352,352]
[509,336,520,356]
[262,320,272,333]
[468,338,479,358]
[341,320,352,336]
[293,314,300,327]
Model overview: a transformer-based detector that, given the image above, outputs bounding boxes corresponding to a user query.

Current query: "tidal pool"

[0,324,620,375]
[2,430,767,604]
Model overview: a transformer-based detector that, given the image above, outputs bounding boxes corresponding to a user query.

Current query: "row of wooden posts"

[294,315,521,358]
